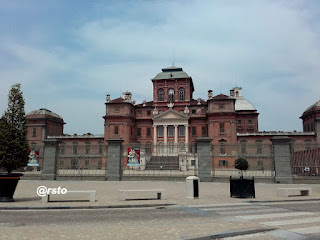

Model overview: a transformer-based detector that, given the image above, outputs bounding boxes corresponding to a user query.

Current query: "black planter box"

[230,176,255,198]
[0,173,23,202]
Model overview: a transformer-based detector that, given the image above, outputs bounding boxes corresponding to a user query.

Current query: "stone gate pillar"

[41,139,59,180]
[106,138,124,181]
[271,136,293,184]
[195,137,213,182]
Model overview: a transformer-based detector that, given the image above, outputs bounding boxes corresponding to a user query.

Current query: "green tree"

[234,157,249,178]
[0,84,29,173]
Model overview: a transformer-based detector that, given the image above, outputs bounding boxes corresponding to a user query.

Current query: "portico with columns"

[152,108,190,156]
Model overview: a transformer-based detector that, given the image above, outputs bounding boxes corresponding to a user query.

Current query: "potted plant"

[0,84,29,202]
[230,157,255,198]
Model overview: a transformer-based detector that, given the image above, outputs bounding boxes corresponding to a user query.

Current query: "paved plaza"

[0,180,320,240]
[2,180,320,208]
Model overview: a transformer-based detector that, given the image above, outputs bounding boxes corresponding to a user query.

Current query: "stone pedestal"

[271,137,293,184]
[106,138,124,181]
[195,137,213,182]
[41,139,59,180]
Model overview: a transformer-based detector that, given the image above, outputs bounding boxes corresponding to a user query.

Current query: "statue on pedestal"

[127,149,139,166]
[27,150,39,167]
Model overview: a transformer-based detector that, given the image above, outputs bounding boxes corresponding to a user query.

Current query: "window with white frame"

[168,126,174,136]
[179,126,185,136]
[158,126,164,137]
[179,88,185,100]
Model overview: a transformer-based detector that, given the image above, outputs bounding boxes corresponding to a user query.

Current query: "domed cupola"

[27,108,63,120]
[230,87,256,111]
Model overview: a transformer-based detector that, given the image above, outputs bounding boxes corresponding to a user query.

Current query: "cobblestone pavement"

[0,180,320,239]
[1,201,320,240]
[0,207,265,240]
[182,201,320,239]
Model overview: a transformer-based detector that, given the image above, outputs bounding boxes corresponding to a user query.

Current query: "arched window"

[179,142,185,152]
[179,88,185,100]
[60,143,66,155]
[240,140,247,154]
[98,141,103,154]
[85,142,91,155]
[158,89,164,101]
[168,142,174,155]
[168,89,175,102]
[145,141,152,155]
[219,139,227,155]
[73,142,78,155]
[255,140,262,154]
[158,142,164,155]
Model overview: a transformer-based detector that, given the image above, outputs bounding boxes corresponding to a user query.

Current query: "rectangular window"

[179,126,185,136]
[220,123,225,133]
[201,126,207,137]
[146,144,152,154]
[248,119,252,124]
[85,143,91,155]
[158,126,164,137]
[59,160,64,167]
[137,110,142,116]
[99,143,103,154]
[147,128,151,137]
[220,142,226,155]
[192,109,196,114]
[114,125,119,135]
[60,144,65,155]
[85,159,89,166]
[219,160,228,167]
[147,110,151,116]
[237,119,242,124]
[168,126,174,136]
[32,128,37,137]
[257,144,262,154]
[258,160,263,167]
[192,127,197,136]
[191,160,196,166]
[241,141,247,154]
[219,105,224,109]
[137,128,141,137]
[73,144,78,155]
[71,158,78,169]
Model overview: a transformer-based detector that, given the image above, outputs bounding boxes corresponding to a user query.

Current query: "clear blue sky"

[1,0,319,134]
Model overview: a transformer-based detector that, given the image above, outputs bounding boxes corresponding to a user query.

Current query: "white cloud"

[0,0,320,133]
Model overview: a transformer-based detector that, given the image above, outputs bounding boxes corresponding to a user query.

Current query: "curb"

[245,198,320,203]
[176,227,277,240]
[0,203,176,210]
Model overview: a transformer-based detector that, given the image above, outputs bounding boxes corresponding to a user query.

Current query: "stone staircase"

[145,156,179,170]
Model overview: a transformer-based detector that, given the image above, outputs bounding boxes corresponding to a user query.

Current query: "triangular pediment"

[153,109,189,123]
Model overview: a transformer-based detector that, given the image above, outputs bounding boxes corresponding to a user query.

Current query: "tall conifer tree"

[0,84,29,173]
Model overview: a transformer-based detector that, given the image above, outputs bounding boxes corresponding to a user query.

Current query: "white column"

[153,125,157,154]
[185,124,189,152]
[174,125,178,154]
[164,125,167,155]
[174,125,178,144]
